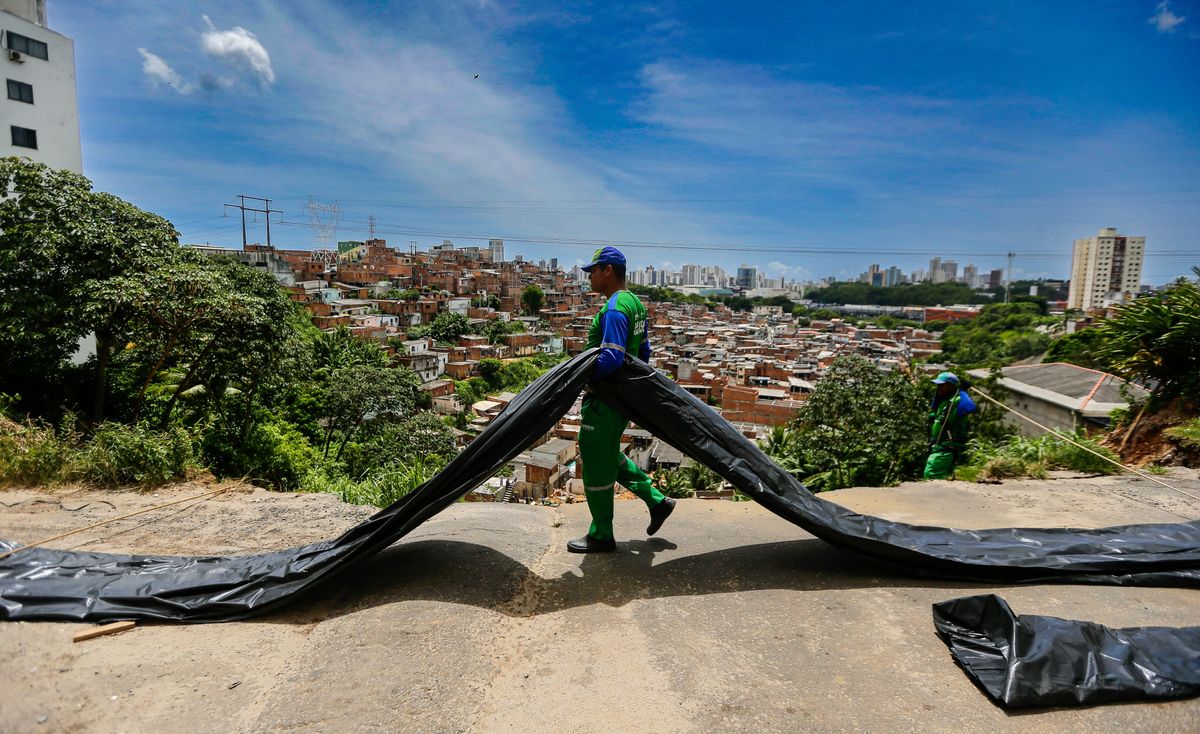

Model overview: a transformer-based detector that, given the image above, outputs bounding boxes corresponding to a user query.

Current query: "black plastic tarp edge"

[932,594,1200,707]
[2,350,1198,709]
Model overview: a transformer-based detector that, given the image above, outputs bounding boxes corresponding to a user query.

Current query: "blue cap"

[932,371,959,386]
[581,246,627,271]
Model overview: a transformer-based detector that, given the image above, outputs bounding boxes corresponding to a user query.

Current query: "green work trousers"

[923,449,958,480]
[578,395,667,541]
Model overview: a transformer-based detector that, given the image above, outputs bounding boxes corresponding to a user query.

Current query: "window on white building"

[6,79,33,104]
[10,126,37,149]
[6,31,48,61]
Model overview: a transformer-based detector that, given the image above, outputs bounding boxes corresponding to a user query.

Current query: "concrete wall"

[1,8,81,172]
[1003,393,1078,437]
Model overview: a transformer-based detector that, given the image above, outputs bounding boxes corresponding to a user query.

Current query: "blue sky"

[55,0,1200,283]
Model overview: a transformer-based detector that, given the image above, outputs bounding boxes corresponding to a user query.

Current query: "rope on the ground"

[969,387,1200,506]
[0,486,233,561]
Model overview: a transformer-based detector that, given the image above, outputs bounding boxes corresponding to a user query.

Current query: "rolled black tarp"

[1,350,1198,707]
[932,594,1200,707]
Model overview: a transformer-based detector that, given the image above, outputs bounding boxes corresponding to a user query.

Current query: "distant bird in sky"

[474,74,479,79]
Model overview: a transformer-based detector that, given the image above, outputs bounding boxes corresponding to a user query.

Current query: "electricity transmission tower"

[306,196,342,249]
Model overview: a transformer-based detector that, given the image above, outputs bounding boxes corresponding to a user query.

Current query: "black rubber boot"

[646,497,676,536]
[567,535,617,553]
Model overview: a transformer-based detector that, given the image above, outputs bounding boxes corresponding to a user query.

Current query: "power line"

[270,219,1197,260]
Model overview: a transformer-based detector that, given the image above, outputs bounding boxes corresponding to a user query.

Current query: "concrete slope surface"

[1,473,1198,733]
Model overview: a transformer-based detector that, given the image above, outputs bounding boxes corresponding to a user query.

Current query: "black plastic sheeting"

[933,594,1200,707]
[1,350,1198,708]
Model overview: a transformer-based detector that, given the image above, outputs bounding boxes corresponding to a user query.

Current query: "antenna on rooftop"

[368,214,377,240]
[306,196,341,249]
[1005,252,1015,304]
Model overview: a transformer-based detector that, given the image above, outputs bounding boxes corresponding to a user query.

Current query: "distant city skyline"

[51,2,1200,284]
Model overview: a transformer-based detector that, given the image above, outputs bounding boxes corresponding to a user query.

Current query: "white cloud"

[1149,1,1186,33]
[137,48,192,94]
[201,15,275,86]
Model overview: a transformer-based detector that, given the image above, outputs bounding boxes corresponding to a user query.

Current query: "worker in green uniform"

[569,246,676,553]
[923,372,976,480]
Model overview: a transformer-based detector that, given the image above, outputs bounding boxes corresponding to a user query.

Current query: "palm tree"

[1095,275,1200,401]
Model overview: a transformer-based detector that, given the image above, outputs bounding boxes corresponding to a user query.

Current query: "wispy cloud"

[135,16,276,95]
[201,15,276,86]
[137,48,192,94]
[1148,1,1186,33]
[628,59,1052,194]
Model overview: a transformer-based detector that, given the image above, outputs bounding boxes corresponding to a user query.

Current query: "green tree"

[808,281,986,307]
[0,157,179,419]
[478,357,504,388]
[320,366,421,462]
[313,326,390,375]
[521,285,545,316]
[939,302,1052,367]
[340,411,457,479]
[455,376,490,406]
[1095,274,1200,401]
[769,355,928,491]
[471,293,501,309]
[89,252,295,429]
[481,317,525,345]
[1051,328,1104,369]
[428,312,470,344]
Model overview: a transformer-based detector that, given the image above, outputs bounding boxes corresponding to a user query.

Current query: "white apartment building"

[488,238,505,263]
[2,0,81,173]
[1067,227,1145,310]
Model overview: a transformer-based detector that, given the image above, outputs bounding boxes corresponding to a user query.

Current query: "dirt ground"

[2,470,1199,733]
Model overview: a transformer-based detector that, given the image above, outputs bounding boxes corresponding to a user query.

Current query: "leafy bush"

[202,418,318,490]
[769,355,928,491]
[956,431,1120,482]
[0,418,74,486]
[301,457,438,507]
[651,464,719,499]
[1164,418,1200,449]
[340,412,456,480]
[76,422,195,487]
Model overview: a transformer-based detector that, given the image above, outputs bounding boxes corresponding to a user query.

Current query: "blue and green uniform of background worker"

[923,373,976,480]
[579,290,668,541]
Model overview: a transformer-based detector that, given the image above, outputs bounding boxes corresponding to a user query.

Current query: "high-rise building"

[988,269,1004,289]
[928,257,942,283]
[1,0,82,173]
[941,260,958,282]
[681,264,700,285]
[1068,227,1145,310]
[963,264,978,287]
[886,266,904,287]
[735,264,757,289]
[488,238,504,263]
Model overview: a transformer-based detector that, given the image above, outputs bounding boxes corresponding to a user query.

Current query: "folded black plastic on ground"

[2,350,1198,708]
[933,594,1200,707]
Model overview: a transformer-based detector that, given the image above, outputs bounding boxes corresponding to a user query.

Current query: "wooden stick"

[73,621,135,643]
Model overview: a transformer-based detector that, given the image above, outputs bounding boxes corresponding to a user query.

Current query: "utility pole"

[1004,251,1015,304]
[224,195,282,249]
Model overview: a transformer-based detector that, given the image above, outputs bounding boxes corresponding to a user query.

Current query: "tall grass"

[300,456,441,507]
[957,431,1120,482]
[0,417,196,487]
